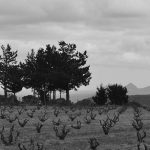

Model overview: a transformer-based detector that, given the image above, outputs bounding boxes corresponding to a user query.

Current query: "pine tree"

[92,84,107,105]
[107,84,128,105]
[0,44,17,99]
[7,65,23,96]
[58,41,91,101]
[21,42,91,104]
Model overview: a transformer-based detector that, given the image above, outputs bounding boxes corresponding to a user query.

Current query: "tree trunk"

[33,89,36,97]
[39,90,47,105]
[4,66,8,100]
[4,85,7,99]
[59,90,62,99]
[13,93,16,105]
[53,90,56,100]
[66,89,70,102]
[44,86,46,106]
[49,91,51,101]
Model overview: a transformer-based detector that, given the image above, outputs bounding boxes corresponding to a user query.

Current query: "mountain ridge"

[126,83,150,95]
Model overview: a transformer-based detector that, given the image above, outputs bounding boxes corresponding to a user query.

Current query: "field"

[129,95,150,106]
[0,105,150,150]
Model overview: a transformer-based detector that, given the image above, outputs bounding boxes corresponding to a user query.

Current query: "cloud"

[121,52,143,62]
[102,0,150,18]
[0,0,150,35]
[0,0,86,26]
[0,0,46,25]
[84,0,150,31]
[0,0,150,28]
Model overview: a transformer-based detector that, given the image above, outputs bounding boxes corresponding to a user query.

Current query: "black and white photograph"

[0,0,150,149]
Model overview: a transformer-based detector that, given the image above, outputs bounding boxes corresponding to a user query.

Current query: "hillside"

[75,95,150,106]
[129,95,150,106]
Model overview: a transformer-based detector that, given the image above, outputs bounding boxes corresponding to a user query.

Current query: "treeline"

[0,41,91,104]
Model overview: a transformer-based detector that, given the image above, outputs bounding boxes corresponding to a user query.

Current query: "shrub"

[107,84,128,105]
[34,122,43,133]
[0,95,5,105]
[22,95,40,105]
[99,113,119,135]
[132,107,149,150]
[92,84,107,105]
[0,95,19,105]
[68,113,77,121]
[88,137,99,150]
[0,125,20,146]
[53,124,70,140]
[48,98,73,106]
[93,84,128,105]
[71,120,81,129]
[38,112,48,123]
[17,118,29,128]
[18,138,45,150]
[84,115,91,124]
[75,98,95,107]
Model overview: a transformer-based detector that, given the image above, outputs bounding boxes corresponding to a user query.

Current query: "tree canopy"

[93,84,128,105]
[0,44,18,98]
[92,84,107,105]
[21,41,91,103]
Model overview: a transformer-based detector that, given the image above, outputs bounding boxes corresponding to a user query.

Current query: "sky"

[1,0,150,100]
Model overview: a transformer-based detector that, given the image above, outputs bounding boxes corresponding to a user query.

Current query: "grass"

[0,105,150,150]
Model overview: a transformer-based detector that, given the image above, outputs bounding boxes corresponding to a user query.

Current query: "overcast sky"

[1,0,150,96]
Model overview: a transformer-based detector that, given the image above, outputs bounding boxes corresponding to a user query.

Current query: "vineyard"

[0,104,149,150]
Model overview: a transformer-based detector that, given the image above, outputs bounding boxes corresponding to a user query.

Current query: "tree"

[6,65,23,96]
[20,49,36,87]
[58,41,91,101]
[92,84,107,105]
[21,47,60,104]
[22,95,40,105]
[107,84,128,105]
[44,44,66,100]
[0,44,17,99]
[21,42,91,104]
[21,49,48,104]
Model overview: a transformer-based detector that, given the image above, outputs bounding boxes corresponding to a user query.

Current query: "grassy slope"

[129,95,150,106]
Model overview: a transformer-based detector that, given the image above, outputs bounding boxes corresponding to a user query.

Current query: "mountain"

[126,83,150,95]
[126,83,138,95]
